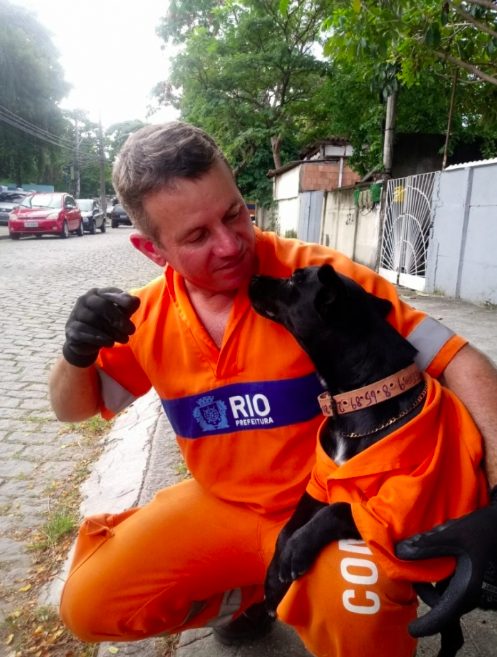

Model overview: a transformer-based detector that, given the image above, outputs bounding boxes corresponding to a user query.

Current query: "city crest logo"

[193,395,229,432]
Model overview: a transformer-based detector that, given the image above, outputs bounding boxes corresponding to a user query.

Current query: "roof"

[299,138,350,160]
[444,157,497,171]
[267,160,301,178]
[267,157,352,179]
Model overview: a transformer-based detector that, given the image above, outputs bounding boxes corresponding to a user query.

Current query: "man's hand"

[63,288,140,368]
[395,486,497,637]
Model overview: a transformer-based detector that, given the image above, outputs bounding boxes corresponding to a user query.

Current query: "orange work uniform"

[60,229,469,657]
[279,375,488,656]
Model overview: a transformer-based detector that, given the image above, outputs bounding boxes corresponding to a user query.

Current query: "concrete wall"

[321,185,382,270]
[269,158,497,306]
[270,160,361,237]
[426,161,497,305]
[278,198,300,236]
[274,166,300,201]
[272,167,300,235]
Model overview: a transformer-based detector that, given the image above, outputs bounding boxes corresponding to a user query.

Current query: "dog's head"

[249,264,392,351]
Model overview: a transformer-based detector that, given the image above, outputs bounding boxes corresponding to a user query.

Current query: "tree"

[156,0,332,205]
[0,0,69,186]
[321,0,497,172]
[58,110,111,198]
[105,120,148,165]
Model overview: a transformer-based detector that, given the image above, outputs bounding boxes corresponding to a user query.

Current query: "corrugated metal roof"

[445,157,497,171]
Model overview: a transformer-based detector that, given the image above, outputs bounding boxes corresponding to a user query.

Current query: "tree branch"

[463,0,497,12]
[434,50,497,85]
[451,2,497,39]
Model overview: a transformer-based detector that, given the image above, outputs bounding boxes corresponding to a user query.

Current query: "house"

[267,139,361,240]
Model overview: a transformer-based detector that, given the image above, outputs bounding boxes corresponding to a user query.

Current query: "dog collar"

[318,363,423,417]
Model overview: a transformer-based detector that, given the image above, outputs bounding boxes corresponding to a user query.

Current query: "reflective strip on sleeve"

[97,368,137,414]
[407,317,455,371]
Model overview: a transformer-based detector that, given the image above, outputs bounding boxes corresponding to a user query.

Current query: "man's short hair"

[112,121,229,241]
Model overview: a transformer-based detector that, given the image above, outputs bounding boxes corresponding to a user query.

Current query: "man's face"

[140,160,257,294]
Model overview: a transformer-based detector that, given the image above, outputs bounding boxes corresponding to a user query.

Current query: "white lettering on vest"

[338,538,372,555]
[340,557,378,585]
[229,394,271,419]
[342,589,381,615]
[338,539,381,615]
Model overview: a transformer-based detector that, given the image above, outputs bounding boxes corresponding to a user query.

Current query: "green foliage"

[321,0,497,161]
[156,0,332,206]
[32,508,77,552]
[105,119,148,164]
[0,0,69,186]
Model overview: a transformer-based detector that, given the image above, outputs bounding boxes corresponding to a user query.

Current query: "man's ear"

[129,232,167,267]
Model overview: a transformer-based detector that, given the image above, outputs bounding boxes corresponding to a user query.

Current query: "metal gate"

[379,171,439,291]
[298,191,324,243]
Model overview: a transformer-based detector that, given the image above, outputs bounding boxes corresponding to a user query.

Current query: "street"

[0,228,162,623]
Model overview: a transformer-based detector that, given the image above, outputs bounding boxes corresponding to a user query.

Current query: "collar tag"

[318,364,423,417]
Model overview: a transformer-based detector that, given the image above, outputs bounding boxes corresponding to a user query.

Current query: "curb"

[94,393,184,657]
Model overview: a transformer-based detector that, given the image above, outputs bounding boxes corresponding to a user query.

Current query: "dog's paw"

[279,536,317,582]
[264,578,292,614]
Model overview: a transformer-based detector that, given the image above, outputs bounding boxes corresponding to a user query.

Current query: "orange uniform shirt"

[96,230,467,515]
[306,375,489,582]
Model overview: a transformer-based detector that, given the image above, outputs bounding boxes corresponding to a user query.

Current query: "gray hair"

[112,121,229,241]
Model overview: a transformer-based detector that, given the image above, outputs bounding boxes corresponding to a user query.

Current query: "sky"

[12,0,180,130]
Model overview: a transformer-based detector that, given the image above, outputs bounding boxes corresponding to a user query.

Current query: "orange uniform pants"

[60,479,417,657]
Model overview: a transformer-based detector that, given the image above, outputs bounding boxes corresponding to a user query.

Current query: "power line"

[0,103,92,151]
[0,102,105,197]
[0,104,102,164]
[0,104,75,150]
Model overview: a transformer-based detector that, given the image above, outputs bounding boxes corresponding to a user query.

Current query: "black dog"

[249,263,487,657]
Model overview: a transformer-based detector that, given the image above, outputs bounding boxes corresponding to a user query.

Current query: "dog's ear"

[317,264,345,293]
[370,294,392,318]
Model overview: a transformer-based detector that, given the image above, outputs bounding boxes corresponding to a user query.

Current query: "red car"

[8,192,84,240]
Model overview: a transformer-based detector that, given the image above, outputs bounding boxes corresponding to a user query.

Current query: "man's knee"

[59,573,110,642]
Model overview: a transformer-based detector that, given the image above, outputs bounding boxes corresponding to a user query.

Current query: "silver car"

[0,191,29,226]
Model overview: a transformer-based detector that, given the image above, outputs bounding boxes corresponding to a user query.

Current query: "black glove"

[395,485,497,637]
[63,287,140,367]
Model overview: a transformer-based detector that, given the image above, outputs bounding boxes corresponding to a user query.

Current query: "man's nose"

[213,225,240,256]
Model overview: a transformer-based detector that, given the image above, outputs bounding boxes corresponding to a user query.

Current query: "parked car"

[8,192,84,240]
[76,198,106,234]
[0,190,30,226]
[105,197,116,219]
[110,203,132,228]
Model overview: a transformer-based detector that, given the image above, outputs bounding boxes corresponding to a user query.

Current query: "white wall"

[321,187,382,269]
[276,198,300,236]
[272,166,301,235]
[274,166,300,201]
[426,162,497,305]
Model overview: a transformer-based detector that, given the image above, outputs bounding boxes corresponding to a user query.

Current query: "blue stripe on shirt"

[162,373,324,439]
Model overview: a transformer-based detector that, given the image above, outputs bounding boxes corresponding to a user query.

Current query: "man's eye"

[187,230,207,244]
[227,205,244,221]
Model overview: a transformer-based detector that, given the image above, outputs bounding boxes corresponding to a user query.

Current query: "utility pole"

[382,91,397,180]
[98,119,107,215]
[442,69,458,170]
[73,119,81,198]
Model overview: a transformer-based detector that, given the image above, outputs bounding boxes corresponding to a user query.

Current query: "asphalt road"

[0,227,162,625]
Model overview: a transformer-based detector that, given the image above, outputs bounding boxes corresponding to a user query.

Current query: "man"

[49,122,497,657]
